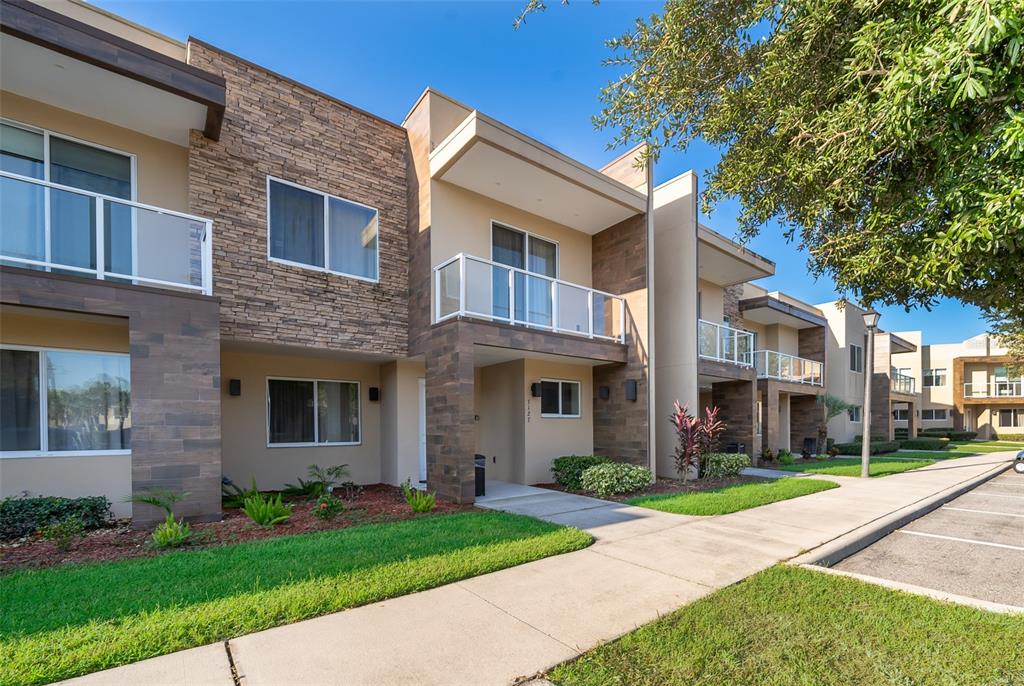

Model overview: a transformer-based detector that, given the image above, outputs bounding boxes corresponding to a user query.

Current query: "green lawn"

[627,478,838,515]
[549,565,1024,686]
[779,457,934,477]
[0,511,591,686]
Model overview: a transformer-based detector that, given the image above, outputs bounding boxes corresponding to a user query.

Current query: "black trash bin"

[474,454,486,497]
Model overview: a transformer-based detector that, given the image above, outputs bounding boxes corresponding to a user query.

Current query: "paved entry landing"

[475,481,690,542]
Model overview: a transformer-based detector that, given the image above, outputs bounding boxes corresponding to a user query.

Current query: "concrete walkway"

[62,452,1013,686]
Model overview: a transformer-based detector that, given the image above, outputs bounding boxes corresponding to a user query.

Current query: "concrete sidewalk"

[62,452,1012,686]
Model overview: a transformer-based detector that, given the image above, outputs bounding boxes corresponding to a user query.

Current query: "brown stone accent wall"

[187,42,409,356]
[591,213,649,465]
[1,268,222,525]
[712,380,756,458]
[798,326,825,363]
[789,394,824,453]
[723,285,745,327]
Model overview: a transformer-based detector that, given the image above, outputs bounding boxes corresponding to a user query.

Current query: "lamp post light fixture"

[860,309,881,478]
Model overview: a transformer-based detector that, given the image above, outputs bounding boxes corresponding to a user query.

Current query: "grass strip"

[627,478,838,515]
[778,457,934,477]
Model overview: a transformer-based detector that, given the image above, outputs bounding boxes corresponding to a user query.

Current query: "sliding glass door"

[491,223,557,327]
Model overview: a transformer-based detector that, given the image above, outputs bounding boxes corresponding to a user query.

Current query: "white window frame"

[848,405,862,423]
[539,378,581,419]
[489,220,560,279]
[265,375,362,448]
[0,344,131,459]
[998,408,1023,428]
[892,409,909,421]
[921,408,948,421]
[922,368,947,388]
[849,344,864,373]
[265,176,380,283]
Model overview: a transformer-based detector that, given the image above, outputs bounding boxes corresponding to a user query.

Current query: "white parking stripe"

[962,492,1024,500]
[897,530,1024,551]
[942,506,1024,518]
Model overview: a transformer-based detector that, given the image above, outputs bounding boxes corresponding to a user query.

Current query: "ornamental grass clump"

[402,480,436,513]
[242,492,293,526]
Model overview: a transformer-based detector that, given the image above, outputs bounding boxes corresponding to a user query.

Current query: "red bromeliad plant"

[670,402,728,482]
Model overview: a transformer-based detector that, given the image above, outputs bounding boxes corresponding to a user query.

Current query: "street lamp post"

[861,309,881,478]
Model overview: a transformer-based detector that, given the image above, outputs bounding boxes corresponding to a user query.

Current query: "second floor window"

[267,177,379,282]
[849,344,864,373]
[922,368,947,387]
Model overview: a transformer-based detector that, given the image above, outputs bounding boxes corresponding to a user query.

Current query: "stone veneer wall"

[723,285,745,327]
[591,213,650,465]
[798,327,826,363]
[789,394,824,453]
[0,268,222,525]
[712,379,757,458]
[187,41,409,356]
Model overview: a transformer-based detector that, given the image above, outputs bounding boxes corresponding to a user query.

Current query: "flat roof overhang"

[1,0,225,144]
[739,296,826,329]
[428,110,646,234]
[697,225,774,287]
[885,332,917,354]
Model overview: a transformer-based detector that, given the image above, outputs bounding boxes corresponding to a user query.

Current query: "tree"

[817,392,854,452]
[522,0,1024,361]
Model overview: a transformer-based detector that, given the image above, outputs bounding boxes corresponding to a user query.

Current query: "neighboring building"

[0,0,653,521]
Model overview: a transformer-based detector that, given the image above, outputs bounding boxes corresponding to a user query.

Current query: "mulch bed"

[536,474,769,502]
[0,484,470,574]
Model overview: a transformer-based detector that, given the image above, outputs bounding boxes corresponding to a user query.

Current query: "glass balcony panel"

[524,273,553,328]
[464,257,497,317]
[437,260,461,319]
[736,331,752,365]
[557,282,589,335]
[720,329,736,362]
[0,174,45,267]
[698,320,718,359]
[105,201,206,289]
[49,186,96,272]
[592,292,611,338]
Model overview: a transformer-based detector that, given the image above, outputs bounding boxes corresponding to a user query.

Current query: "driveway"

[833,468,1023,609]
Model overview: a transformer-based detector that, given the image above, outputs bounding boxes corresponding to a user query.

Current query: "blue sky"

[97,0,986,344]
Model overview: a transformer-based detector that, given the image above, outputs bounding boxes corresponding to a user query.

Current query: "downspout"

[646,154,657,480]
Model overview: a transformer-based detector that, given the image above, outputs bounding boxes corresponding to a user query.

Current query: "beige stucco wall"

[0,306,132,516]
[380,359,424,487]
[697,279,725,323]
[220,349,383,489]
[1,91,190,212]
[921,343,957,415]
[476,360,526,483]
[523,359,594,484]
[819,301,868,442]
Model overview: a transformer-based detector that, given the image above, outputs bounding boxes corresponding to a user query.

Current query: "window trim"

[848,405,863,423]
[921,408,948,422]
[489,220,560,279]
[0,343,131,459]
[265,175,380,284]
[538,378,582,419]
[849,344,864,373]
[998,408,1023,428]
[922,368,947,388]
[265,375,362,448]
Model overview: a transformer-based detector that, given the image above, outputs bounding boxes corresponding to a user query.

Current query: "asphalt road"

[835,469,1024,608]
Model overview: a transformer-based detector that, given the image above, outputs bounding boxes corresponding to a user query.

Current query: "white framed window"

[849,344,864,373]
[0,345,131,457]
[266,376,360,447]
[892,409,909,421]
[921,409,948,421]
[539,379,581,418]
[998,408,1023,428]
[266,177,379,282]
[848,405,862,423]
[922,368,947,387]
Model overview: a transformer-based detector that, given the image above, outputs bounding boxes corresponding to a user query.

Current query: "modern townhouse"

[0,0,655,522]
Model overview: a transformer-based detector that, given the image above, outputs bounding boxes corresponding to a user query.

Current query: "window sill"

[268,256,379,284]
[0,450,131,459]
[266,442,362,449]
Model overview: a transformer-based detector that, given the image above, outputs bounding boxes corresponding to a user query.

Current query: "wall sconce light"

[598,385,610,400]
[625,379,638,402]
[368,387,380,402]
[228,379,241,396]
[530,382,542,398]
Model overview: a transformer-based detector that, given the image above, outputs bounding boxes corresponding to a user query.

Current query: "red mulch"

[0,484,470,573]
[535,474,769,502]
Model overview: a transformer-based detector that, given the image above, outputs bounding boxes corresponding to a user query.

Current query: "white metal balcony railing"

[0,171,213,295]
[434,253,626,343]
[698,319,753,366]
[963,380,1024,398]
[753,350,823,386]
[891,370,916,394]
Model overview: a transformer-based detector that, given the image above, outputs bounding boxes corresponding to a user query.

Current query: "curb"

[789,459,1012,568]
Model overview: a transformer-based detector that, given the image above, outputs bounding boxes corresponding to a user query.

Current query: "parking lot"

[834,468,1023,609]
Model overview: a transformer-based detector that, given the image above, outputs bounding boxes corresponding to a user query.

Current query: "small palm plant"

[401,480,436,513]
[127,489,191,548]
[817,393,854,456]
[242,492,293,526]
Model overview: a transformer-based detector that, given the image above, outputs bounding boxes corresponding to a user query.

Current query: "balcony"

[891,371,916,394]
[698,319,753,366]
[963,380,1024,398]
[0,172,212,295]
[434,253,625,343]
[754,350,823,386]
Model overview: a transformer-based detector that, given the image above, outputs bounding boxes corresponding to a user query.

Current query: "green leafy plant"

[242,492,293,526]
[313,494,344,521]
[151,514,191,548]
[37,516,85,552]
[761,448,775,463]
[0,495,111,541]
[580,462,651,497]
[283,464,351,499]
[128,488,188,519]
[670,403,726,482]
[701,453,752,479]
[337,481,363,501]
[900,437,950,451]
[222,476,260,509]
[551,455,610,490]
[401,480,436,513]
[777,450,795,466]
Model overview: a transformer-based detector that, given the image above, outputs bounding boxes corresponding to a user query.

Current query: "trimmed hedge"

[919,427,954,435]
[900,437,950,451]
[918,428,977,440]
[551,455,610,490]
[834,440,901,455]
[702,452,752,479]
[993,433,1024,442]
[580,463,651,497]
[0,495,111,541]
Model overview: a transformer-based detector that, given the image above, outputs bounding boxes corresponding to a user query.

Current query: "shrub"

[222,476,259,509]
[242,492,293,526]
[283,464,351,499]
[37,516,85,551]
[401,480,436,513]
[0,495,111,541]
[701,452,751,479]
[151,514,190,548]
[835,440,900,455]
[579,463,651,497]
[919,426,954,435]
[313,494,344,521]
[950,431,978,441]
[900,437,950,450]
[128,489,188,519]
[551,455,610,490]
[994,432,1024,442]
[777,450,795,466]
[669,403,725,482]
